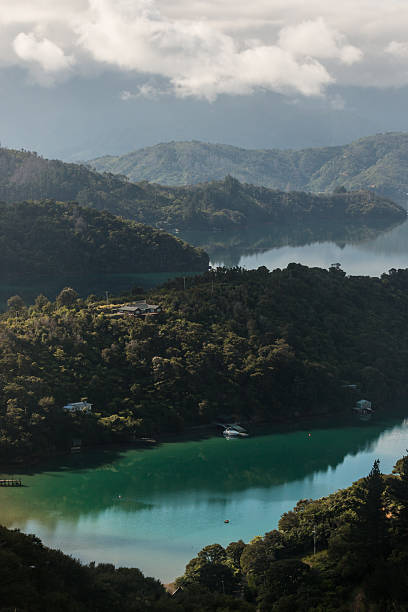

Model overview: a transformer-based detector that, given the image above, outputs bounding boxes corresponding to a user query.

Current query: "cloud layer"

[1,0,407,99]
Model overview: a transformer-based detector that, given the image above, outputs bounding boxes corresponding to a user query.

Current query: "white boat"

[223,427,248,438]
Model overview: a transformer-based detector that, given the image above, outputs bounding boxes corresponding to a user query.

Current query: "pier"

[0,479,22,487]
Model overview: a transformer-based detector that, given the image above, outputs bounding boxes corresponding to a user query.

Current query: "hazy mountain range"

[0,147,403,232]
[89,132,408,206]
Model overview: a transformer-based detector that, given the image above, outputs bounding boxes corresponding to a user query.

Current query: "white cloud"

[0,0,407,97]
[278,18,362,65]
[386,41,408,58]
[13,32,74,73]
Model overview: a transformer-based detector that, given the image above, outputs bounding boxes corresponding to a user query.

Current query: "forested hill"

[2,264,408,464]
[0,148,404,230]
[0,200,208,279]
[88,132,408,205]
[134,178,405,230]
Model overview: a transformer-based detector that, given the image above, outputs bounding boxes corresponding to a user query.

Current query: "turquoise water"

[1,412,408,582]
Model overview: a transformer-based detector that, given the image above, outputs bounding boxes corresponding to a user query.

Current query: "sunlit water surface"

[1,412,408,582]
[181,218,408,275]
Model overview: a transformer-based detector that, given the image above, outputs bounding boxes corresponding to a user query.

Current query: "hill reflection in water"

[1,412,408,584]
[179,219,408,274]
[1,219,406,311]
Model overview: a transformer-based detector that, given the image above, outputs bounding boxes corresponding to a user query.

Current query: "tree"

[180,544,238,594]
[256,559,311,610]
[197,544,227,565]
[388,453,408,545]
[7,294,25,312]
[225,540,246,571]
[34,294,51,310]
[56,287,79,307]
[336,459,388,570]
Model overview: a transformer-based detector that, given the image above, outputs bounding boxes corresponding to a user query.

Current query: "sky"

[1,0,408,159]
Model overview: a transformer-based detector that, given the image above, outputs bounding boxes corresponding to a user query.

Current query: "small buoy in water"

[224,519,229,524]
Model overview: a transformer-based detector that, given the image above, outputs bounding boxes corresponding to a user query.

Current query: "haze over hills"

[88,132,408,206]
[0,147,404,232]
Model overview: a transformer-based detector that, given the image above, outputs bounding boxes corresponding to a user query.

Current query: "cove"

[179,219,408,275]
[1,411,408,582]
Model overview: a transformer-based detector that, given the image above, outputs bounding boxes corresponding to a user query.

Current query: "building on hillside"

[116,300,162,316]
[353,399,373,414]
[63,401,92,414]
[71,438,82,453]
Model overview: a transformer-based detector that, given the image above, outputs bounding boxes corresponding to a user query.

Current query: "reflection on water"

[179,219,408,275]
[1,412,408,581]
[2,220,407,310]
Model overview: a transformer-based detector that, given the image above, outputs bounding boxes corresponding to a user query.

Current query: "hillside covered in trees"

[0,200,208,279]
[175,455,408,610]
[0,147,404,231]
[89,132,408,206]
[2,264,408,463]
[2,455,408,610]
[141,178,405,230]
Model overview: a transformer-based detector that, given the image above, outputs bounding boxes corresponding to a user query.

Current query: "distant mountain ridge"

[88,133,408,206]
[0,147,404,232]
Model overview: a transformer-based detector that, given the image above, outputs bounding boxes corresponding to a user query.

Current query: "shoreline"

[1,408,407,586]
[1,404,404,474]
[0,411,333,472]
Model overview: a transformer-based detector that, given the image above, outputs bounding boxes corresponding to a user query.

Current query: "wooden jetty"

[0,479,22,487]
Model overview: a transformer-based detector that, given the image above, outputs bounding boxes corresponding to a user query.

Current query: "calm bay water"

[1,412,408,582]
[180,218,408,275]
[2,219,408,309]
[2,219,408,581]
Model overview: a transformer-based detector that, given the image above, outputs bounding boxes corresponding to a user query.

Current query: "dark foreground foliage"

[0,526,253,611]
[1,264,408,462]
[2,456,408,610]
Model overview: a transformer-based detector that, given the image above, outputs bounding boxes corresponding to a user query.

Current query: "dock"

[0,479,22,487]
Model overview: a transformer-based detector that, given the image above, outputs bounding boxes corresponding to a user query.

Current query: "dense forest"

[141,179,405,230]
[2,455,408,610]
[0,200,208,279]
[89,132,408,206]
[0,147,404,231]
[2,264,408,463]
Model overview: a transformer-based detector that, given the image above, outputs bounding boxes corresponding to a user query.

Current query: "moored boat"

[222,426,249,438]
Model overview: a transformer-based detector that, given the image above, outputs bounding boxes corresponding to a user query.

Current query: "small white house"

[63,401,92,414]
[353,399,373,414]
[116,301,162,316]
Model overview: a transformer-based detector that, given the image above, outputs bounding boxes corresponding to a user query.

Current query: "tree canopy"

[1,264,408,463]
[0,199,208,279]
